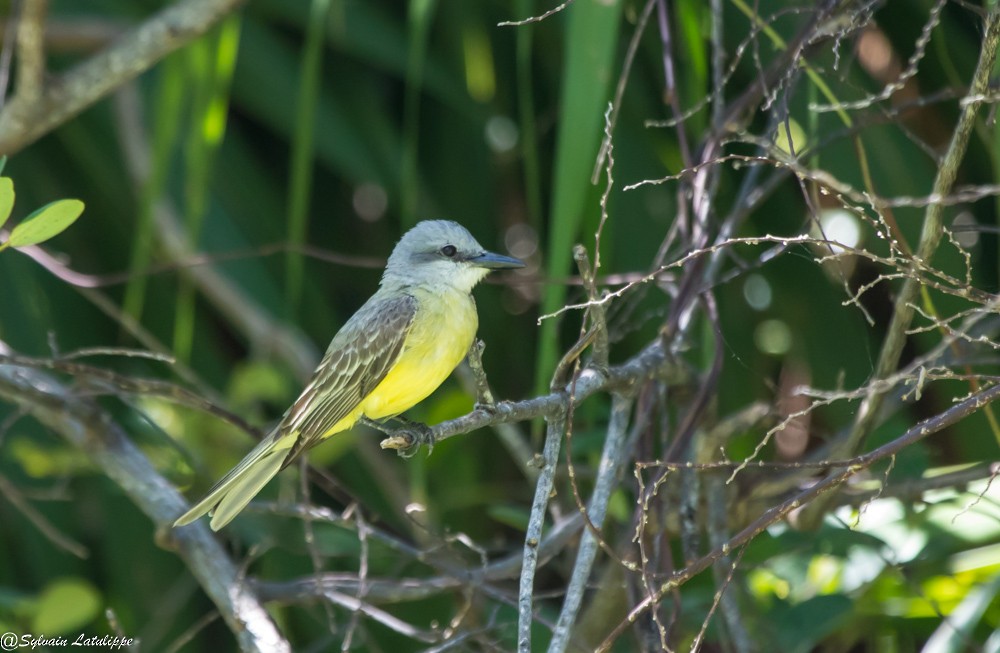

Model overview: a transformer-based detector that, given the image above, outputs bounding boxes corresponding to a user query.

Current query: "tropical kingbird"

[174,220,524,530]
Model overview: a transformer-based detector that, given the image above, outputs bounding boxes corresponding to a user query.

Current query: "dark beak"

[468,250,525,269]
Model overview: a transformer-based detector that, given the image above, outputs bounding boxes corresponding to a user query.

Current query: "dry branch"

[0,0,246,154]
[0,354,290,653]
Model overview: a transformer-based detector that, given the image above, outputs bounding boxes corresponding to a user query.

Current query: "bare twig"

[0,353,257,436]
[380,336,678,453]
[596,381,1000,651]
[0,357,291,652]
[498,0,575,27]
[516,408,568,653]
[0,473,89,559]
[253,510,586,605]
[453,356,537,481]
[321,588,440,643]
[547,393,632,653]
[14,0,47,104]
[466,339,497,408]
[798,1,1000,529]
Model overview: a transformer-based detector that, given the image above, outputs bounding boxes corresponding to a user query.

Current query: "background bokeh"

[1,0,999,651]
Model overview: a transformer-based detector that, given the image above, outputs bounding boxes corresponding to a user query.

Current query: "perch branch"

[381,337,677,452]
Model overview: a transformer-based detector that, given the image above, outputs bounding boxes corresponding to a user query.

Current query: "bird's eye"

[440,245,457,258]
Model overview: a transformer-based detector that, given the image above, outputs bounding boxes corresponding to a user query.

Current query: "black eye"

[440,245,457,258]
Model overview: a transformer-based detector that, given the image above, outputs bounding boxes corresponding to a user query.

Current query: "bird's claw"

[474,400,497,415]
[379,420,434,458]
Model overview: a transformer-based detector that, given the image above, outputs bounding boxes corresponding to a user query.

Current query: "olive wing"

[279,293,417,464]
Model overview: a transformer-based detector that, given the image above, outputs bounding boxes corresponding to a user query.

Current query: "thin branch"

[596,381,1000,651]
[798,1,1000,528]
[0,473,89,559]
[0,353,258,436]
[517,410,568,653]
[453,355,537,481]
[498,0,575,27]
[380,334,677,453]
[547,394,632,653]
[321,588,440,644]
[14,0,46,104]
[252,506,585,604]
[0,356,291,653]
[466,339,497,408]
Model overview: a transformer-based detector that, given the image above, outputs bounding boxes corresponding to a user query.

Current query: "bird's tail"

[174,432,295,531]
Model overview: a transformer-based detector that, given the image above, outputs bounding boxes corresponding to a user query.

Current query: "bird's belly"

[360,293,477,420]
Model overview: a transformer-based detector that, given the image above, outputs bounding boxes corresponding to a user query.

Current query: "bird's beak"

[468,250,525,269]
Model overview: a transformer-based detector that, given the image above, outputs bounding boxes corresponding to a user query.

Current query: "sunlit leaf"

[0,177,13,230]
[5,199,84,248]
[30,578,101,635]
[923,573,1000,653]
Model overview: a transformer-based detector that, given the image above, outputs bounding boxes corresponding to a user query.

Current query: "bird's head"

[382,220,524,292]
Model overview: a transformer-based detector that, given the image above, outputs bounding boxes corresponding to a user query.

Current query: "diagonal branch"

[797,2,1000,529]
[0,353,290,653]
[14,0,47,105]
[0,0,246,154]
[596,380,1000,651]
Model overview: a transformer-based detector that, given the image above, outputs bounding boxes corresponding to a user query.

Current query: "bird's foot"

[474,399,498,415]
[360,415,393,435]
[378,418,434,458]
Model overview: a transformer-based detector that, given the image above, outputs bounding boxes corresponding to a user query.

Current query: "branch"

[517,411,567,653]
[14,0,47,105]
[113,84,320,381]
[548,394,632,653]
[381,337,676,452]
[0,0,246,154]
[251,505,585,604]
[798,2,1000,528]
[0,353,290,653]
[596,380,1000,651]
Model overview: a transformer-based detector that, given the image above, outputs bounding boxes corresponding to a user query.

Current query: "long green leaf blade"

[286,0,333,319]
[533,0,623,397]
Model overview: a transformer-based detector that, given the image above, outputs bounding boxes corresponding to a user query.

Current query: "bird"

[174,220,525,530]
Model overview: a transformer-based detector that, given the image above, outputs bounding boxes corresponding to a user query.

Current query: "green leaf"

[0,177,14,230]
[0,155,7,176]
[5,199,84,248]
[487,504,530,531]
[772,594,853,653]
[30,578,101,635]
[922,564,1000,652]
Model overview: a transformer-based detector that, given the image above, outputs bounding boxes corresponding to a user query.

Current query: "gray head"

[382,220,524,292]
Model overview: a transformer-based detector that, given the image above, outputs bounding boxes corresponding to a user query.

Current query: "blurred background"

[1,0,1000,651]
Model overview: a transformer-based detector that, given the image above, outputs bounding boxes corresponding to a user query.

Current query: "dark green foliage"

[2,0,1000,651]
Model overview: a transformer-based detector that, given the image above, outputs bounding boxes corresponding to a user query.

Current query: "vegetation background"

[0,0,999,651]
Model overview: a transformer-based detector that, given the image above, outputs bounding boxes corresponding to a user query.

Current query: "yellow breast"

[360,288,478,420]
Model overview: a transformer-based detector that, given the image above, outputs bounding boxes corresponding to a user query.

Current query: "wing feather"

[279,293,417,464]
